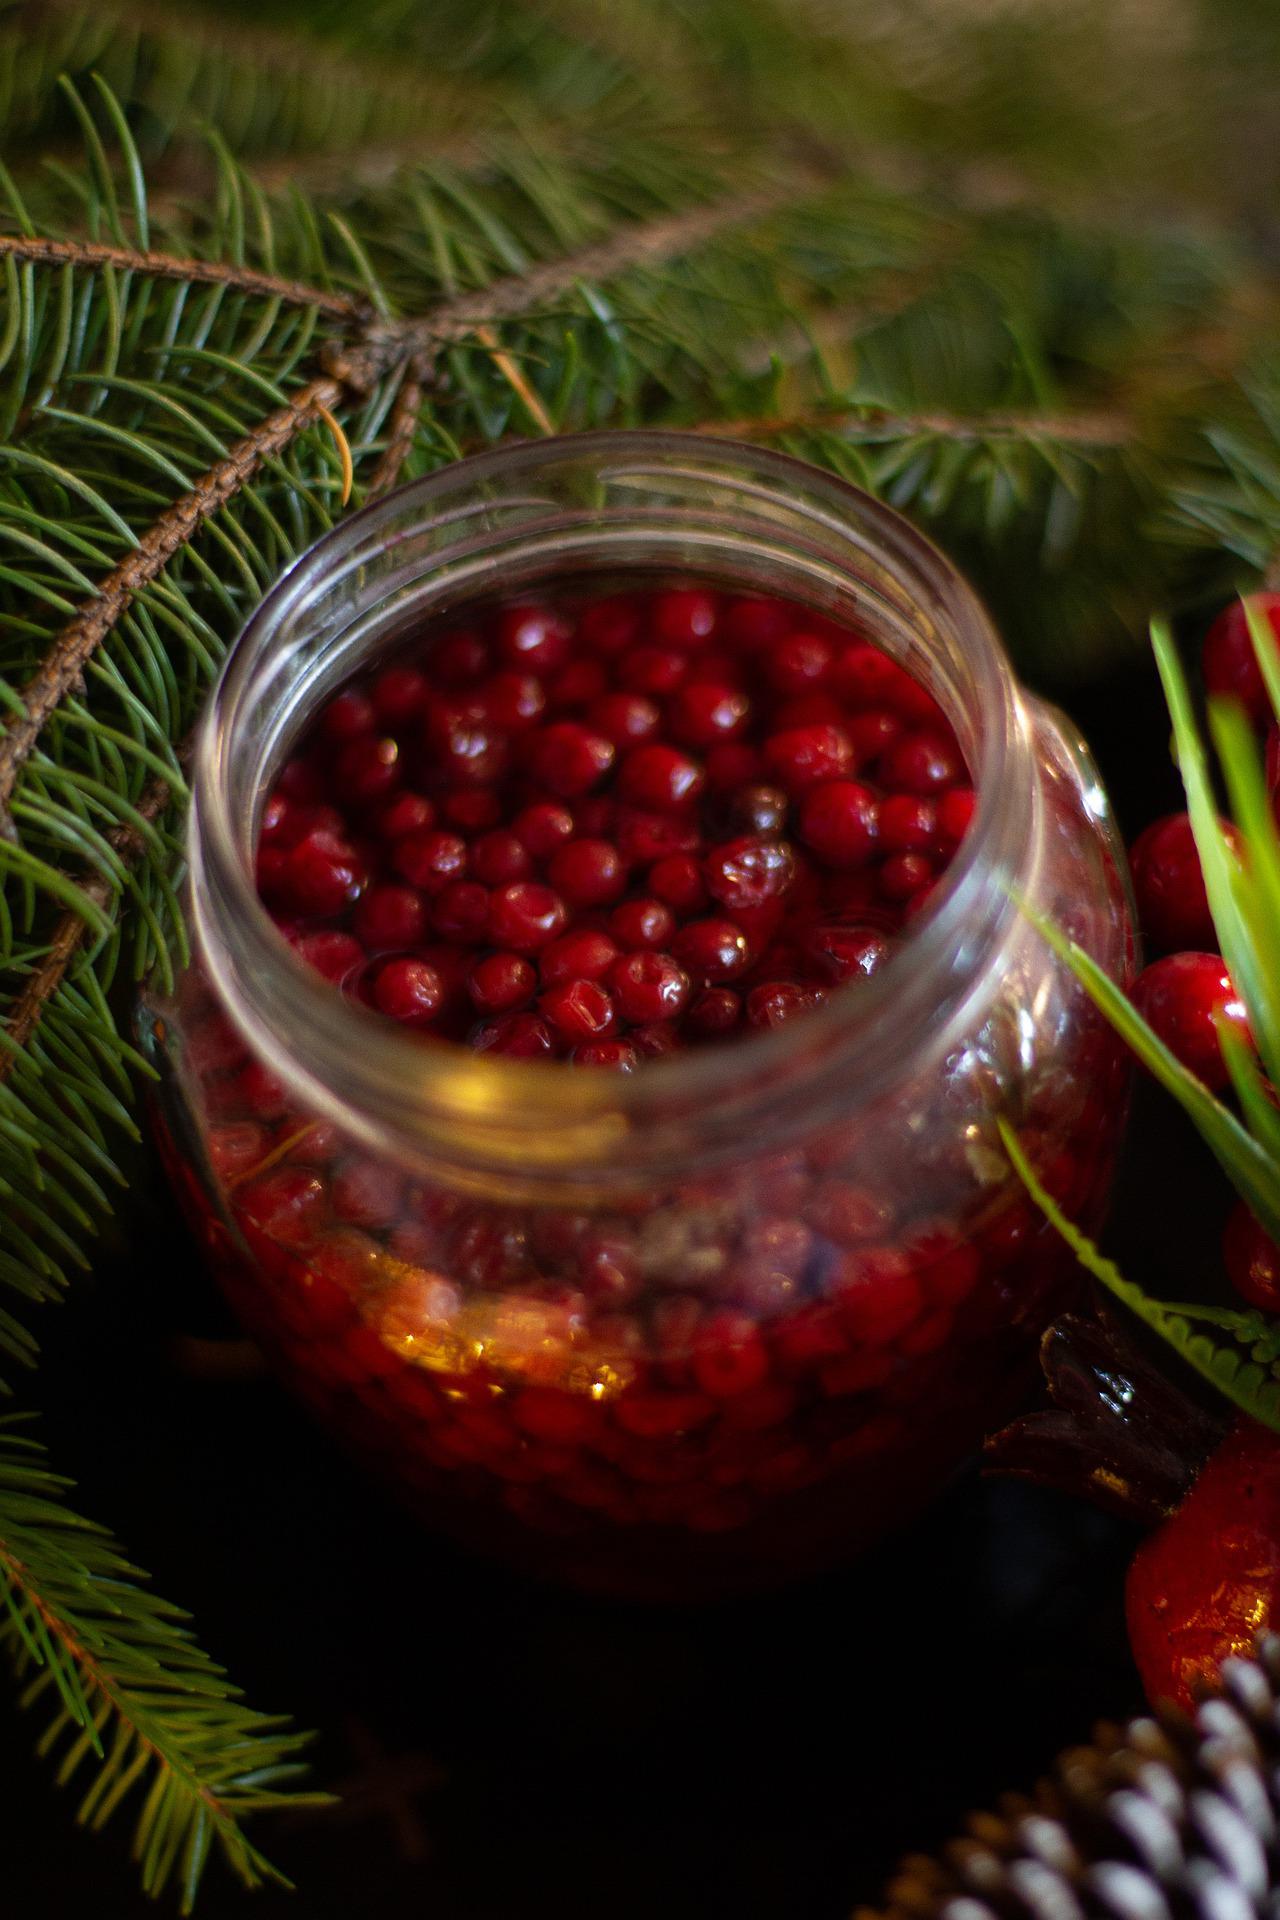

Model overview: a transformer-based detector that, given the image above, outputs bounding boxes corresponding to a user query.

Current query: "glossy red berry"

[762,724,853,793]
[392,829,468,895]
[512,801,575,858]
[1222,1202,1280,1313]
[547,837,627,907]
[527,722,615,798]
[432,880,492,943]
[1131,951,1248,1089]
[578,595,642,654]
[670,917,751,984]
[282,829,365,915]
[372,957,444,1025]
[686,987,742,1035]
[1128,812,1216,953]
[703,835,796,910]
[667,683,749,748]
[482,671,546,731]
[431,628,490,685]
[539,929,620,986]
[1202,594,1280,727]
[878,729,963,794]
[746,982,826,1029]
[652,588,717,647]
[371,663,429,726]
[588,692,660,746]
[334,733,400,804]
[472,1011,557,1057]
[353,882,427,952]
[289,929,365,986]
[470,830,533,888]
[377,791,435,839]
[497,605,571,674]
[647,853,707,916]
[797,781,878,868]
[618,743,705,811]
[936,786,976,847]
[541,979,616,1042]
[878,852,934,902]
[608,897,675,950]
[802,924,892,982]
[469,951,537,1014]
[319,687,375,741]
[443,787,502,833]
[609,952,691,1023]
[766,632,831,693]
[488,883,568,953]
[573,1038,638,1069]
[879,795,938,854]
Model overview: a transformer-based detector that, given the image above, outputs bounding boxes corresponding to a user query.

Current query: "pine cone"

[867,1639,1280,1920]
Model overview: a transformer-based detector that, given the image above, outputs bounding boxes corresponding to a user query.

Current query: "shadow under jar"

[140,432,1134,1601]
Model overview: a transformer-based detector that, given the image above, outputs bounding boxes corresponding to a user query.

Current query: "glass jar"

[140,432,1133,1600]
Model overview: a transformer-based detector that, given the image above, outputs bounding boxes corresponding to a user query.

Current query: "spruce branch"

[0,234,361,320]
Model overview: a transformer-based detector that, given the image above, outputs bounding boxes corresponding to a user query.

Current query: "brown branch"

[366,356,430,499]
[0,234,360,320]
[0,373,342,824]
[2,765,174,1071]
[697,403,1134,448]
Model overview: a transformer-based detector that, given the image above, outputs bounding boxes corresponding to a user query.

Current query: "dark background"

[1,653,1236,1918]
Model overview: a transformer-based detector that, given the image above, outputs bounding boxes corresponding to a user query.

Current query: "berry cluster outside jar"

[142,434,1135,1599]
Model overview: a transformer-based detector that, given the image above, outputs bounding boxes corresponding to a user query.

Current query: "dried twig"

[0,234,360,319]
[697,403,1135,447]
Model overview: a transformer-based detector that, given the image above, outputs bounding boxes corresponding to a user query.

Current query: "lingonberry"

[618,743,705,811]
[432,880,492,944]
[845,709,902,765]
[496,605,571,674]
[703,742,762,793]
[487,882,568,952]
[282,829,366,915]
[443,787,502,833]
[609,951,691,1022]
[670,917,752,983]
[393,829,468,894]
[878,852,934,902]
[936,786,976,847]
[541,979,616,1043]
[766,632,832,693]
[353,883,427,953]
[547,837,628,907]
[651,587,718,647]
[482,670,546,731]
[377,791,435,839]
[290,929,365,986]
[723,595,791,648]
[319,687,375,741]
[472,1011,557,1057]
[539,929,620,985]
[371,957,444,1025]
[1202,593,1280,727]
[608,897,675,949]
[686,987,743,1035]
[647,853,707,916]
[371,662,429,726]
[470,830,533,887]
[527,721,615,798]
[547,658,607,709]
[703,835,795,910]
[878,729,964,794]
[879,794,938,854]
[667,683,750,748]
[1131,950,1248,1089]
[588,691,660,745]
[469,951,537,1014]
[334,733,400,804]
[746,982,826,1029]
[797,780,878,867]
[762,723,853,793]
[578,594,642,654]
[1222,1202,1280,1313]
[802,924,892,981]
[619,644,689,695]
[1128,812,1216,952]
[431,628,490,685]
[573,1038,638,1069]
[512,801,575,858]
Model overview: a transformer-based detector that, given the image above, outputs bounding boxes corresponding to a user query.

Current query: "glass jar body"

[141,436,1133,1599]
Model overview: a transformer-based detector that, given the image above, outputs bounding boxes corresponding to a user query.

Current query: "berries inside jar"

[257,584,977,1054]
[165,574,1129,1599]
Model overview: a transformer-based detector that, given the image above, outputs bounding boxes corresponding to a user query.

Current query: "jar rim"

[189,429,1037,1190]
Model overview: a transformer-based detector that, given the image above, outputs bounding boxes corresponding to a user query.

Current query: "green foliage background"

[3,0,1280,1905]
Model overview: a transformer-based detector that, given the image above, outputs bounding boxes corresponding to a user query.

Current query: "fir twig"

[0,235,361,320]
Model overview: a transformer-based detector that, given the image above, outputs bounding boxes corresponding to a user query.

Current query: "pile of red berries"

[255,584,976,1066]
[1127,592,1280,1314]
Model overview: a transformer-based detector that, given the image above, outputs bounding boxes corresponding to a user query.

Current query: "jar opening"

[190,432,1037,1190]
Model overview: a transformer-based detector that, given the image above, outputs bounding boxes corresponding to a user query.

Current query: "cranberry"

[443,787,502,832]
[238,1166,326,1247]
[370,957,443,1024]
[589,692,660,746]
[334,733,400,804]
[763,723,853,793]
[540,929,620,985]
[1128,812,1216,952]
[845,709,902,764]
[878,729,964,794]
[488,883,568,953]
[652,587,718,646]
[469,951,537,1014]
[936,786,976,847]
[879,794,938,854]
[798,781,878,868]
[541,979,616,1042]
[723,596,791,648]
[371,663,429,726]
[619,645,688,695]
[431,628,490,685]
[513,801,575,858]
[618,743,705,811]
[377,791,435,839]
[289,929,364,985]
[667,683,749,747]
[1202,593,1280,727]
[693,1311,770,1397]
[353,883,426,952]
[615,807,700,864]
[393,829,468,894]
[473,1011,557,1057]
[803,924,892,982]
[1222,1202,1280,1312]
[527,722,615,798]
[648,853,707,915]
[425,700,507,785]
[878,852,934,902]
[703,835,796,910]
[282,829,365,915]
[608,897,676,949]
[432,880,492,943]
[548,838,627,907]
[703,742,762,792]
[671,918,751,983]
[482,671,546,731]
[766,632,832,693]
[609,951,691,1023]
[686,988,742,1035]
[1131,951,1248,1089]
[573,1038,638,1069]
[579,595,642,654]
[747,982,826,1029]
[834,645,939,722]
[319,688,374,741]
[471,830,533,887]
[497,605,571,674]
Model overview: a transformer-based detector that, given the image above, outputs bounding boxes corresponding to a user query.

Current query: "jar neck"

[189,432,1038,1197]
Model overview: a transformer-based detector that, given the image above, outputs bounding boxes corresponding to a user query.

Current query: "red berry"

[1131,951,1248,1089]
[608,898,675,950]
[469,951,537,1014]
[609,951,691,1023]
[652,587,718,646]
[1128,812,1216,953]
[573,1038,638,1069]
[432,880,492,943]
[579,595,642,654]
[878,852,934,902]
[392,829,468,894]
[353,882,427,952]
[833,645,940,722]
[1126,1418,1280,1710]
[541,979,616,1042]
[470,830,533,887]
[618,743,705,811]
[692,1310,770,1397]
[497,605,571,674]
[879,794,938,854]
[547,837,627,907]
[845,709,902,764]
[289,929,364,985]
[667,683,749,748]
[766,631,832,693]
[878,729,964,794]
[238,1166,327,1246]
[372,957,443,1024]
[282,829,365,915]
[540,929,620,986]
[763,724,853,793]
[371,663,429,726]
[548,657,608,709]
[802,924,893,982]
[473,1011,557,1057]
[619,645,689,696]
[703,836,796,911]
[936,786,976,847]
[703,742,762,792]
[797,780,879,868]
[615,806,700,864]
[670,918,751,984]
[431,628,490,685]
[686,988,742,1035]
[443,787,502,833]
[723,596,791,648]
[512,801,575,858]
[377,791,435,839]
[588,692,660,746]
[1202,594,1280,727]
[527,721,615,798]
[482,670,546,731]
[1222,1202,1280,1313]
[648,853,707,916]
[746,982,826,1029]
[319,688,374,741]
[424,699,507,785]
[488,882,568,953]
